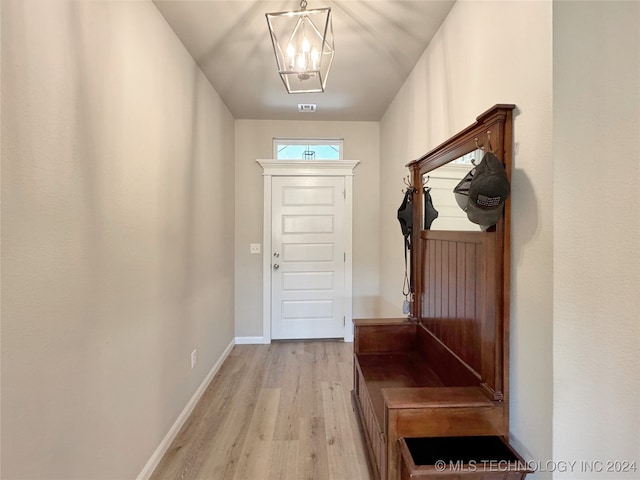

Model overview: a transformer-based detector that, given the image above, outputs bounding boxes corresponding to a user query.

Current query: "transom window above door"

[273,138,343,161]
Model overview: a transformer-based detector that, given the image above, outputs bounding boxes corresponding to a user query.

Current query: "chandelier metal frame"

[266,0,335,94]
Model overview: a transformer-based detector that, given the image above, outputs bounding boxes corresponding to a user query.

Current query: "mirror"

[422,149,484,231]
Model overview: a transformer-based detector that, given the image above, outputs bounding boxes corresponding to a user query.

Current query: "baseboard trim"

[235,336,269,344]
[136,338,235,480]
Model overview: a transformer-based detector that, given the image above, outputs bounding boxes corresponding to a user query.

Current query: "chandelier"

[266,0,335,94]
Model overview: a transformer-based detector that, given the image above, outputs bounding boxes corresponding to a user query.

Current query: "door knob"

[273,263,280,270]
[273,252,280,258]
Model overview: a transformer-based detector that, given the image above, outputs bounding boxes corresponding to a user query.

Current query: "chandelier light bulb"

[287,44,295,68]
[297,53,307,70]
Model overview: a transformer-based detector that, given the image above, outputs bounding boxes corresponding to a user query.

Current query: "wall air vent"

[297,104,317,113]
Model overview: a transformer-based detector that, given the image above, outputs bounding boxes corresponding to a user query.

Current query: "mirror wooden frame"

[407,104,516,400]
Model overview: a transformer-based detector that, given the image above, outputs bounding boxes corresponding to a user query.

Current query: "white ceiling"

[154,1,455,121]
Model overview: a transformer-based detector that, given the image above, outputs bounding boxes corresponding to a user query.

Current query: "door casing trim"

[257,160,359,343]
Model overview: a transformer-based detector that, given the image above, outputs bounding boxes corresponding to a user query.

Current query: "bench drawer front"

[356,370,386,478]
[393,406,505,439]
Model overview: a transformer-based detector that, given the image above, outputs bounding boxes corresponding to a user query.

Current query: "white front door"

[271,176,346,340]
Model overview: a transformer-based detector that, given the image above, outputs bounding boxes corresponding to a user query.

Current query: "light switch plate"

[250,243,261,254]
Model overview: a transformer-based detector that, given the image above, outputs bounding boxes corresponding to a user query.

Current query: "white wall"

[234,120,380,339]
[1,1,235,478]
[380,0,553,476]
[553,1,640,477]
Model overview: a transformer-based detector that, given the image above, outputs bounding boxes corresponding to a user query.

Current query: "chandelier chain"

[300,0,307,10]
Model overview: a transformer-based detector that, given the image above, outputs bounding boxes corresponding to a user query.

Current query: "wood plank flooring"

[150,341,371,480]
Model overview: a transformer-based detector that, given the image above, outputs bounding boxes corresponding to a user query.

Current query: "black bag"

[397,188,414,239]
[423,187,439,229]
[398,188,415,312]
[397,186,439,314]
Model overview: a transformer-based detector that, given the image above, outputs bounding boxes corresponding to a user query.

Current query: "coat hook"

[475,131,494,155]
[422,175,430,186]
[402,175,414,194]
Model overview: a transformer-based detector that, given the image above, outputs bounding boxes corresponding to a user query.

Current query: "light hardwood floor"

[150,341,372,480]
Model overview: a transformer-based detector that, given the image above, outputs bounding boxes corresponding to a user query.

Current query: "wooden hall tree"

[351,105,531,480]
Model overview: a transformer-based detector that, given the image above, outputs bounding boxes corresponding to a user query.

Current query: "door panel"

[282,215,335,233]
[282,243,334,262]
[272,176,345,340]
[282,185,335,205]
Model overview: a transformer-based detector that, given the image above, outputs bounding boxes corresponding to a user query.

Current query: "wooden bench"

[352,318,507,480]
